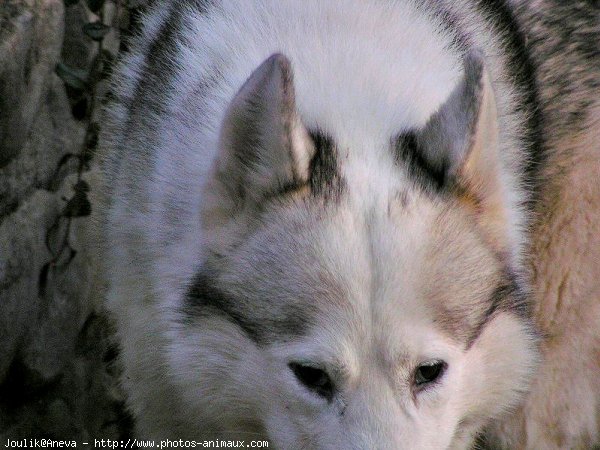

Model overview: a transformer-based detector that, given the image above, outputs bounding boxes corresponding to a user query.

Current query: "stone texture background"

[0,0,143,442]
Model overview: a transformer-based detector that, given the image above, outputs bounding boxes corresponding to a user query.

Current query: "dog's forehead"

[290,191,502,360]
[300,197,502,347]
[189,188,503,350]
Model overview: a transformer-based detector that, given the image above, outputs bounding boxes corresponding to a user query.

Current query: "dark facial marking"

[184,270,311,345]
[184,271,263,342]
[265,130,346,201]
[394,131,450,192]
[307,130,346,201]
[466,272,531,349]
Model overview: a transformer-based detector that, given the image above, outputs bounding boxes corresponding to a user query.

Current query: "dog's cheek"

[459,312,539,422]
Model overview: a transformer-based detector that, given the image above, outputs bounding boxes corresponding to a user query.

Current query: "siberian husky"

[98,0,600,448]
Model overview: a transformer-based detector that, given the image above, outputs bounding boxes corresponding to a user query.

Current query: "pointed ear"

[450,52,501,205]
[213,53,313,209]
[415,51,509,250]
[416,51,498,187]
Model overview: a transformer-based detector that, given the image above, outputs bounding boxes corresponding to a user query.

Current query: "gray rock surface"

[0,0,136,442]
[0,190,56,381]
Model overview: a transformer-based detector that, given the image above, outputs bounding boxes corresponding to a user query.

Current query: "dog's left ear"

[410,51,509,252]
[414,51,499,194]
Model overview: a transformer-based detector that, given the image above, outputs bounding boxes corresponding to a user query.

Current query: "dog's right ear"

[209,54,313,219]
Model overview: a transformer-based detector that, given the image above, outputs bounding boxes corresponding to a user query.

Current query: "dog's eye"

[289,362,334,401]
[415,361,446,387]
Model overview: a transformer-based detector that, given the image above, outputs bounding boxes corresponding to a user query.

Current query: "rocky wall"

[0,0,142,442]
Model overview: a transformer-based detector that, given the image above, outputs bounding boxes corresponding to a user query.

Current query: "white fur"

[100,0,537,447]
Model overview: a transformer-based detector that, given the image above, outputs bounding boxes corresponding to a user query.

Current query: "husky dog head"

[172,53,539,448]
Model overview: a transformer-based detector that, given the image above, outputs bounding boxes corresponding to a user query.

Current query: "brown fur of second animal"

[493,106,600,450]
[489,2,600,446]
